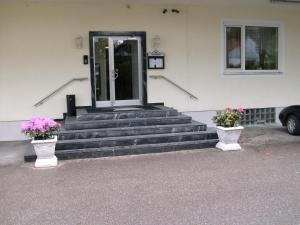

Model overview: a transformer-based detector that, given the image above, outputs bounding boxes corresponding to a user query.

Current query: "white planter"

[31,136,58,168]
[216,126,244,151]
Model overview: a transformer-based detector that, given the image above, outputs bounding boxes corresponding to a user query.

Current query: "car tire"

[286,115,300,135]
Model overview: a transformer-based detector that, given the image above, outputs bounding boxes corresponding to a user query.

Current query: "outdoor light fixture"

[162,8,180,14]
[75,35,83,49]
[152,35,161,50]
[148,35,165,69]
[171,9,180,13]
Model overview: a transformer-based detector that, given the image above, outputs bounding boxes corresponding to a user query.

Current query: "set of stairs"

[24,105,218,162]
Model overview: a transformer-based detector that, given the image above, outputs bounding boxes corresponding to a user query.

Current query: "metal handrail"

[149,75,198,100]
[34,77,88,107]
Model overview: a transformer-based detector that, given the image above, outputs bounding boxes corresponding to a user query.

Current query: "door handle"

[112,69,119,80]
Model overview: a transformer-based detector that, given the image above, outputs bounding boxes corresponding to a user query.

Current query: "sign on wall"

[147,52,165,70]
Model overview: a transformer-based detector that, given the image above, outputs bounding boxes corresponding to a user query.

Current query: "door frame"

[89,31,147,108]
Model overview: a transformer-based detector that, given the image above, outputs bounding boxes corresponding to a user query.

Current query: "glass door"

[93,37,111,107]
[93,36,142,107]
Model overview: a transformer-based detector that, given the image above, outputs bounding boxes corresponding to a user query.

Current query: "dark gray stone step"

[59,122,207,140]
[77,109,178,121]
[86,105,161,113]
[56,131,218,150]
[24,139,218,162]
[64,116,192,130]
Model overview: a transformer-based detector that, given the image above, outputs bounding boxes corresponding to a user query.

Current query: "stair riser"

[77,110,178,121]
[56,133,218,150]
[65,117,192,130]
[59,124,206,140]
[24,140,218,162]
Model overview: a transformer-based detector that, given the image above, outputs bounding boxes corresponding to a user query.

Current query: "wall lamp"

[162,8,180,14]
[171,9,180,13]
[75,35,83,49]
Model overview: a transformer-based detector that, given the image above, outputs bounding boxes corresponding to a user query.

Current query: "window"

[226,27,242,69]
[223,21,283,74]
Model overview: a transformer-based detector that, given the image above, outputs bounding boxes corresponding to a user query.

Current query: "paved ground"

[0,126,299,225]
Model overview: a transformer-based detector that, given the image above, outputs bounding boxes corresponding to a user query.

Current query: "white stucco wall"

[0,2,300,122]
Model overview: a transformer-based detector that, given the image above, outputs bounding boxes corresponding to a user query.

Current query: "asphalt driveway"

[0,126,299,225]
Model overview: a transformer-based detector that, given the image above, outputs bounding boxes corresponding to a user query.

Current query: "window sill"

[223,71,283,76]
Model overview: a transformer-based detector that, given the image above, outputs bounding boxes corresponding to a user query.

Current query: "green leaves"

[213,108,243,128]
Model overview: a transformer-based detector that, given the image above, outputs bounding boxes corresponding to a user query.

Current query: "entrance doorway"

[89,32,146,107]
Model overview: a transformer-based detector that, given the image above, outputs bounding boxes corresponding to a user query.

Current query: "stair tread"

[24,139,218,162]
[65,115,190,125]
[56,139,218,154]
[25,139,218,157]
[60,122,205,134]
[78,108,176,116]
[57,129,217,144]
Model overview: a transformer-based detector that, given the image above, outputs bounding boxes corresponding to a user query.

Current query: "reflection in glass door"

[94,38,110,105]
[93,36,142,107]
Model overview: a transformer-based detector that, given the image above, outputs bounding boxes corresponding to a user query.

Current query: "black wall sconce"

[171,9,180,14]
[162,8,180,14]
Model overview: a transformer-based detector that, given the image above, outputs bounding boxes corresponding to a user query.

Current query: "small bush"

[213,107,244,128]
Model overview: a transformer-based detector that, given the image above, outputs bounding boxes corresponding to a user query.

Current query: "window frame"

[222,19,284,76]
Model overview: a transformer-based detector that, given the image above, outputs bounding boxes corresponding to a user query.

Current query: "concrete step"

[77,109,179,121]
[64,116,192,130]
[24,139,218,162]
[55,130,218,150]
[59,122,207,140]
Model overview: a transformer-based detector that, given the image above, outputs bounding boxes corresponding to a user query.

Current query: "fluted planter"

[31,136,58,168]
[216,126,244,151]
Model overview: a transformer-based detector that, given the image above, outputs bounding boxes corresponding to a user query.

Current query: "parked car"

[279,105,300,135]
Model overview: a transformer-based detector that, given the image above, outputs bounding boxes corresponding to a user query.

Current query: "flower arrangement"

[21,116,61,140]
[213,107,244,128]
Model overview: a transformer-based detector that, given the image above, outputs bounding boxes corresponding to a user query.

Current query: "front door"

[92,36,143,107]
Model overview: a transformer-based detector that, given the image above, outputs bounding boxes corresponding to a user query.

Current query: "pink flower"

[21,122,30,132]
[20,116,60,137]
[227,107,232,112]
[238,107,244,113]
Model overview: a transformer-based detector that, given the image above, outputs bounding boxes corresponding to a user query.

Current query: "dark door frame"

[89,31,147,108]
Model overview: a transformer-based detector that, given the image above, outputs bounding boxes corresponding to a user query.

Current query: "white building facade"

[1,0,300,140]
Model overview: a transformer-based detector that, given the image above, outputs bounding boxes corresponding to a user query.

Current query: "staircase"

[24,105,218,162]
